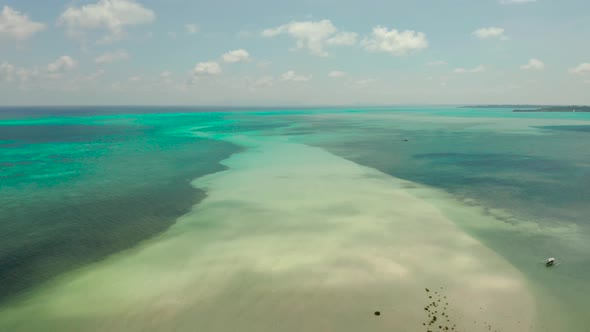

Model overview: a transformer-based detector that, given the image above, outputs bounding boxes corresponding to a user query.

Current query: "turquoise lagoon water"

[1,106,589,331]
[0,109,242,299]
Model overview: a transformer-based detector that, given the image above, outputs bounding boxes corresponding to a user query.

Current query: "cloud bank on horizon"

[0,0,589,105]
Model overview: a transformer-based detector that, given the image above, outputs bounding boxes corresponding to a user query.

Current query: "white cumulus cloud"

[58,0,155,41]
[193,61,221,76]
[15,67,40,83]
[327,32,358,46]
[362,26,428,55]
[426,60,447,66]
[95,50,130,64]
[569,63,590,75]
[86,69,105,81]
[185,23,199,35]
[472,27,507,40]
[281,70,311,82]
[328,70,346,78]
[0,6,46,41]
[3,56,79,84]
[356,78,376,86]
[454,65,486,74]
[221,49,250,63]
[254,75,274,87]
[262,19,356,56]
[257,60,271,68]
[521,58,545,70]
[0,61,16,81]
[47,56,78,73]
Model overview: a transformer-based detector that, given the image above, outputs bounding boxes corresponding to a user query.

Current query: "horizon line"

[0,103,585,109]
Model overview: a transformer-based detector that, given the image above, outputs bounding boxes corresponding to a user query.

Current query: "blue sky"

[0,0,589,105]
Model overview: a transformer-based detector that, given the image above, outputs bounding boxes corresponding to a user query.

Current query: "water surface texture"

[1,107,589,331]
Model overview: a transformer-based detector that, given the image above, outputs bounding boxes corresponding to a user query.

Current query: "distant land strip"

[513,106,590,112]
[459,105,590,112]
[459,105,547,109]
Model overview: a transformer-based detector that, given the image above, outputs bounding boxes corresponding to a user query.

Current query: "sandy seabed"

[0,135,536,332]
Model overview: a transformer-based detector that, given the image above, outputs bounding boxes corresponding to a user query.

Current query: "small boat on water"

[546,258,556,267]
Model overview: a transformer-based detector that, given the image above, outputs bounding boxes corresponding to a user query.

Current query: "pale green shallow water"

[1,107,589,331]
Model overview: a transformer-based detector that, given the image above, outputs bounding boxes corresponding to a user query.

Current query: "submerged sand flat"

[0,135,536,332]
